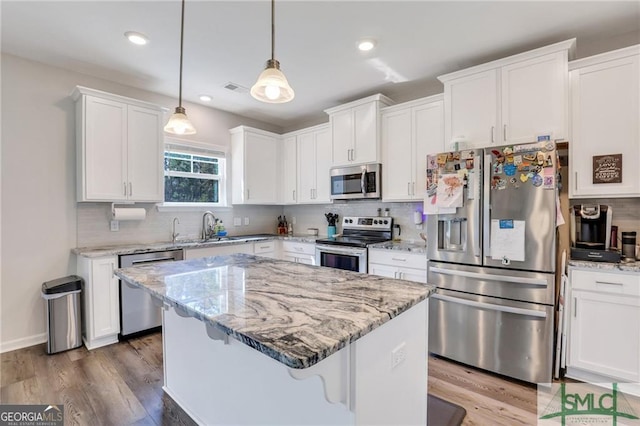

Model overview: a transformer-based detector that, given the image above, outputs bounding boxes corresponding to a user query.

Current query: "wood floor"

[1,332,539,425]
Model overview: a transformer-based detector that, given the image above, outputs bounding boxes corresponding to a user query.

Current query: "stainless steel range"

[315,216,393,273]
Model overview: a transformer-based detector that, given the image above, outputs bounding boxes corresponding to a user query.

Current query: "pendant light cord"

[178,0,186,108]
[271,0,275,62]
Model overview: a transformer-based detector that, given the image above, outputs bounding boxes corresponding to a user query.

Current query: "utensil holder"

[327,225,336,238]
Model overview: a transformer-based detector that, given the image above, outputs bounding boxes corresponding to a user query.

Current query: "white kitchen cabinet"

[281,241,316,265]
[281,136,297,204]
[382,96,444,201]
[253,240,278,259]
[73,86,165,202]
[76,255,120,350]
[184,242,254,259]
[297,125,332,204]
[439,39,575,148]
[230,126,280,205]
[567,268,640,384]
[325,94,393,166]
[368,249,427,283]
[568,45,640,198]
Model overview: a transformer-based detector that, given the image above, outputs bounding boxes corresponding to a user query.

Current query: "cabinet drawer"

[571,269,640,297]
[368,249,426,270]
[282,241,315,256]
[254,240,275,254]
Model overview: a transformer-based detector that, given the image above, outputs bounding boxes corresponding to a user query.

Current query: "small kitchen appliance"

[622,231,637,261]
[570,204,621,262]
[330,163,381,200]
[315,216,392,273]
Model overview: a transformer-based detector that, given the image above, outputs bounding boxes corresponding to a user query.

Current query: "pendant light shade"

[165,0,196,135]
[251,0,295,103]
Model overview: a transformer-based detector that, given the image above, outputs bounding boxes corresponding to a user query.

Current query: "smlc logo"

[539,383,639,425]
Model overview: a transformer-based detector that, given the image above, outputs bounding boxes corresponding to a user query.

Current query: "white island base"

[162,300,428,425]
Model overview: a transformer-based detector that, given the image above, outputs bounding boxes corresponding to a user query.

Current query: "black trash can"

[41,275,83,354]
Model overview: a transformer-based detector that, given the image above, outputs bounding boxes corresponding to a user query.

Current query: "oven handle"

[432,293,547,318]
[429,266,548,286]
[316,244,366,255]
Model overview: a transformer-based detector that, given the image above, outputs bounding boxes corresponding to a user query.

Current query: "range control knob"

[383,220,389,225]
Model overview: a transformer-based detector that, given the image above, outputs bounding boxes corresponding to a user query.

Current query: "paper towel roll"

[112,207,146,221]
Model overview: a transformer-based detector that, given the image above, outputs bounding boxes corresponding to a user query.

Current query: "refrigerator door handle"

[432,294,547,318]
[430,266,549,286]
[473,169,481,258]
[483,153,492,259]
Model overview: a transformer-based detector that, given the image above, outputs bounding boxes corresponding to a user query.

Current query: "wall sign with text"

[593,153,622,184]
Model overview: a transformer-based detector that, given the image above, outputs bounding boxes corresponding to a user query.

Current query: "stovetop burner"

[316,216,393,248]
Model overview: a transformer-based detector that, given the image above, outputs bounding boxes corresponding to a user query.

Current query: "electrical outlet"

[292,217,297,225]
[391,342,407,369]
[233,217,242,227]
[244,217,250,226]
[110,220,119,232]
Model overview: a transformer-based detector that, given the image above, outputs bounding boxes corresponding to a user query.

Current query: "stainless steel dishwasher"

[119,249,184,339]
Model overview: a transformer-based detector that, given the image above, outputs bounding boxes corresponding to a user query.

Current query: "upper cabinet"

[325,94,393,166]
[439,39,575,149]
[72,86,165,202]
[281,136,298,204]
[296,125,332,204]
[382,95,444,201]
[230,126,280,205]
[568,45,640,198]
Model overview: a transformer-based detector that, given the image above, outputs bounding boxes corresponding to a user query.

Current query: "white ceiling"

[2,1,639,130]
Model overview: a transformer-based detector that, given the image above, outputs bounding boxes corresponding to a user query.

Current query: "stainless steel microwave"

[330,163,381,200]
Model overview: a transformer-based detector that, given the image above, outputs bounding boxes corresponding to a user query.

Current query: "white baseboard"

[0,333,46,354]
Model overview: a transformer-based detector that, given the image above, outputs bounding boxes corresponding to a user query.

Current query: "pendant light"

[164,0,196,135]
[250,0,295,103]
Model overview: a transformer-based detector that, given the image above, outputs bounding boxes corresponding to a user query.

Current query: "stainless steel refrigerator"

[426,140,558,384]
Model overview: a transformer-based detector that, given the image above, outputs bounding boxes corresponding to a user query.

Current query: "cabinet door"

[353,102,378,163]
[314,127,333,203]
[244,132,279,204]
[398,267,427,284]
[282,136,297,204]
[569,290,640,382]
[369,263,398,279]
[127,105,164,201]
[297,132,316,203]
[414,101,444,198]
[331,109,353,166]
[501,51,568,143]
[83,96,128,201]
[382,108,413,201]
[569,55,640,198]
[90,257,120,339]
[444,69,498,148]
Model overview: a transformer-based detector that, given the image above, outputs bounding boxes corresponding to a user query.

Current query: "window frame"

[160,137,228,209]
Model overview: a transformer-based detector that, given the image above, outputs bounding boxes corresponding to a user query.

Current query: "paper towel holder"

[111,203,146,221]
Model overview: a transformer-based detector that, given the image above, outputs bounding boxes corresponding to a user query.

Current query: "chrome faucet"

[202,211,216,241]
[172,217,180,244]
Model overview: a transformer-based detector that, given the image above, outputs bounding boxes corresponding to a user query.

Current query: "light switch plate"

[110,220,119,231]
[244,217,250,226]
[233,217,242,227]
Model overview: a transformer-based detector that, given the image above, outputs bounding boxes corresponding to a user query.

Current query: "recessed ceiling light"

[358,39,376,52]
[125,31,149,46]
[199,95,212,102]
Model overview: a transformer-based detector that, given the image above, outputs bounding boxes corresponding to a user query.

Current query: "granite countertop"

[114,253,435,369]
[74,234,319,258]
[368,240,427,254]
[569,259,640,273]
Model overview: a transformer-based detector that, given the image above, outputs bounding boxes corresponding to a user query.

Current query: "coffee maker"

[570,204,621,262]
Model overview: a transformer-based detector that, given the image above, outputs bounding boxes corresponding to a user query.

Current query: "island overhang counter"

[115,253,435,425]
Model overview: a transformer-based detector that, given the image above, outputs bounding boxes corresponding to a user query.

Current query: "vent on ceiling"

[223,82,249,93]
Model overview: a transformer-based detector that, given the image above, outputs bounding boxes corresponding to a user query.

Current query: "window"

[163,140,226,206]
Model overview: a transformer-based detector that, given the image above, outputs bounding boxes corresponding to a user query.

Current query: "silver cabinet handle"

[503,124,507,141]
[574,172,578,191]
[595,281,623,286]
[391,257,407,262]
[293,190,296,201]
[432,294,547,318]
[490,126,495,144]
[247,189,250,200]
[129,182,132,197]
[574,297,577,317]
[412,182,416,196]
[123,182,127,196]
[407,182,411,196]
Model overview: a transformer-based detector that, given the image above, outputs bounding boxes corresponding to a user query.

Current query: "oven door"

[315,244,367,273]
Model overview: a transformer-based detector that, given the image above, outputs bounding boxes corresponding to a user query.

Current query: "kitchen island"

[115,253,434,425]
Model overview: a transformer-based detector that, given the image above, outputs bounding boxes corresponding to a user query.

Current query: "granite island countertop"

[114,253,435,369]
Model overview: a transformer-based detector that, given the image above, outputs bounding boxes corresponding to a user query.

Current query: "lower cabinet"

[253,240,278,259]
[76,255,120,350]
[567,268,640,383]
[368,249,427,283]
[281,241,316,265]
[184,242,254,259]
